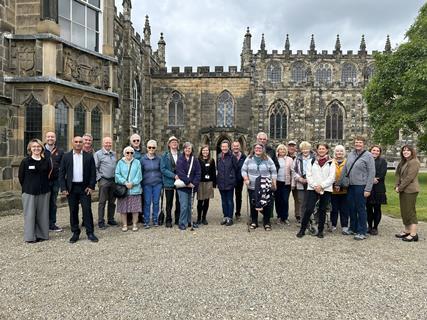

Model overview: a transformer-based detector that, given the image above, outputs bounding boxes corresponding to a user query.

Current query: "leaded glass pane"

[316,63,332,84]
[24,98,42,155]
[217,91,234,128]
[267,63,281,83]
[269,101,287,140]
[91,107,102,150]
[74,105,86,137]
[169,92,184,126]
[341,63,357,83]
[55,101,69,150]
[131,81,138,127]
[325,103,344,140]
[291,62,306,83]
[269,114,275,138]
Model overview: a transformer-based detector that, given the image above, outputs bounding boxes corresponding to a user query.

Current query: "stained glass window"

[55,100,69,150]
[217,91,234,128]
[326,103,344,140]
[269,101,288,139]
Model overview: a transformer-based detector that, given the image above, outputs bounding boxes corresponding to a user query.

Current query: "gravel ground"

[0,191,426,320]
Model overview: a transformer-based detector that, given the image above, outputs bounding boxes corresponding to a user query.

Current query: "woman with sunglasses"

[140,140,163,228]
[115,146,142,231]
[18,139,52,243]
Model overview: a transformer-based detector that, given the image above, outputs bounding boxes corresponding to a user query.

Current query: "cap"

[168,136,179,144]
[287,140,297,146]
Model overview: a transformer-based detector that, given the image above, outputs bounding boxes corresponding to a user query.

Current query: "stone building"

[0,0,390,191]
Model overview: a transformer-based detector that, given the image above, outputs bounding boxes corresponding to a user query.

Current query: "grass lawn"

[383,171,427,222]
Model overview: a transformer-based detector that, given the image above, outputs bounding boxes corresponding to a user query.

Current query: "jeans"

[143,184,162,225]
[301,190,331,234]
[234,181,243,216]
[219,189,234,219]
[177,190,194,228]
[292,188,301,219]
[248,189,271,226]
[165,188,180,224]
[330,193,349,228]
[347,185,368,235]
[275,182,291,221]
[48,180,59,228]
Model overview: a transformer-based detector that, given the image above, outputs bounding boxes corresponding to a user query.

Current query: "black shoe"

[188,223,192,228]
[192,222,199,229]
[202,219,208,225]
[166,221,172,228]
[370,228,378,236]
[235,213,241,221]
[87,234,99,242]
[220,218,227,225]
[225,218,233,226]
[395,232,410,238]
[296,230,305,238]
[36,238,47,242]
[196,220,202,225]
[174,221,179,226]
[69,233,80,243]
[98,222,108,230]
[317,232,324,238]
[107,220,118,226]
[402,234,418,242]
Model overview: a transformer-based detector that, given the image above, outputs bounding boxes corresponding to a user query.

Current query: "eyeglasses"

[133,140,140,142]
[126,152,134,154]
[147,146,156,150]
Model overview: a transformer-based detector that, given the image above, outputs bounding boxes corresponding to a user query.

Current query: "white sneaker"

[122,225,128,232]
[132,224,138,232]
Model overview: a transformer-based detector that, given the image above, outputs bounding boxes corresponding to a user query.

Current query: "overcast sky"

[115,0,424,69]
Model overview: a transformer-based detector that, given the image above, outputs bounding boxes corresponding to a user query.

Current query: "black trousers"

[367,203,382,229]
[248,189,272,227]
[165,188,180,223]
[68,183,94,234]
[300,190,331,234]
[197,199,210,221]
[234,180,244,216]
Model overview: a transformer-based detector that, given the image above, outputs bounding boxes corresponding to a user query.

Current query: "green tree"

[365,3,427,152]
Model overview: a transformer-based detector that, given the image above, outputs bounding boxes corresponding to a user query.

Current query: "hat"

[287,140,297,146]
[168,136,179,144]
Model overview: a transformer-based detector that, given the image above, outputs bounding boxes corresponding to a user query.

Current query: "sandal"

[249,223,257,229]
[395,232,410,238]
[264,225,272,231]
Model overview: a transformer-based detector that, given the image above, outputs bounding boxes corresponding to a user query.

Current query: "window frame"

[91,106,102,150]
[325,102,344,140]
[74,104,86,137]
[315,63,332,85]
[55,100,69,150]
[267,62,282,84]
[168,91,184,127]
[269,101,288,140]
[24,97,43,155]
[216,91,235,128]
[341,62,357,84]
[291,61,307,83]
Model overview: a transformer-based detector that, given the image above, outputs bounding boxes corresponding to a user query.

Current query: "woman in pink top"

[275,144,294,224]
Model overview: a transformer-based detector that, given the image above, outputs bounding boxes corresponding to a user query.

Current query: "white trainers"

[132,224,138,232]
[122,225,128,232]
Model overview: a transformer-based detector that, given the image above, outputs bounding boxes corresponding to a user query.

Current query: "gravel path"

[1,191,426,319]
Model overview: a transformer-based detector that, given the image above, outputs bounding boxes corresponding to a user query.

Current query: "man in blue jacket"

[160,136,181,228]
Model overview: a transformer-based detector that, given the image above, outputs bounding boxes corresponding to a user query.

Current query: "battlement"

[153,66,251,77]
[254,49,378,58]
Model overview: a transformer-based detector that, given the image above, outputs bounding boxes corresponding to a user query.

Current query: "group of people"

[18,130,421,244]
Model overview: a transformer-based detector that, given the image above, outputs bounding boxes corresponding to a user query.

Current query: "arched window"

[267,62,281,83]
[74,104,86,137]
[325,103,344,140]
[131,80,139,128]
[24,97,42,154]
[269,101,288,140]
[315,63,332,84]
[217,91,234,128]
[365,65,375,82]
[55,100,69,150]
[91,106,102,150]
[341,62,357,83]
[291,62,306,83]
[168,91,184,126]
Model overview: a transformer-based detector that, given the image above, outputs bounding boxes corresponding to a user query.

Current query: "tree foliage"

[365,3,427,152]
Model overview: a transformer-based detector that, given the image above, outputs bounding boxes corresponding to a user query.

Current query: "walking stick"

[158,188,165,226]
[190,187,196,231]
[246,186,251,233]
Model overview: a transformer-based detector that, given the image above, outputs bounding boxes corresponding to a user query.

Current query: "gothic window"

[91,106,102,150]
[291,62,306,83]
[341,62,357,83]
[326,103,344,140]
[315,63,332,84]
[59,0,101,52]
[131,80,139,128]
[24,98,42,155]
[217,91,234,128]
[269,101,288,140]
[168,92,184,126]
[55,100,69,150]
[267,62,281,84]
[365,65,375,82]
[74,104,86,137]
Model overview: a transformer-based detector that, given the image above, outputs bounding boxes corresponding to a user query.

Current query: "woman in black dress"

[366,145,387,235]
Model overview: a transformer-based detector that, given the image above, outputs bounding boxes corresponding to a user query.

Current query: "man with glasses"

[130,134,143,160]
[59,136,98,243]
[94,137,118,229]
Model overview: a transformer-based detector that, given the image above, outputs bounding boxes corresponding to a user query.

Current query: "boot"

[202,212,208,225]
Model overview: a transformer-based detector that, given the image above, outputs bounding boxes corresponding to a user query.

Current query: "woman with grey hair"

[18,139,52,243]
[175,142,201,230]
[331,145,349,233]
[115,146,143,231]
[140,139,163,228]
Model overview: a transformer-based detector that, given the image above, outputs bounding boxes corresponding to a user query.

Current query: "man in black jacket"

[44,132,64,232]
[59,136,98,243]
[232,141,246,220]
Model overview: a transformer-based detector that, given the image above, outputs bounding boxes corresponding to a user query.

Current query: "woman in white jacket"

[297,143,335,238]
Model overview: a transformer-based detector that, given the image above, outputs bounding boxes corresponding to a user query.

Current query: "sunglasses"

[147,146,156,150]
[126,152,134,154]
[133,140,140,142]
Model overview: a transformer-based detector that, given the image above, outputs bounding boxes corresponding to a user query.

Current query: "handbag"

[341,150,366,188]
[113,160,134,198]
[174,156,194,188]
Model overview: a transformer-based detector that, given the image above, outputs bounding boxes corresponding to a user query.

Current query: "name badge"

[205,175,210,179]
[29,165,35,170]
[205,163,210,167]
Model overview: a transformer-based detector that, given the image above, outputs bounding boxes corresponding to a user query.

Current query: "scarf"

[317,155,329,167]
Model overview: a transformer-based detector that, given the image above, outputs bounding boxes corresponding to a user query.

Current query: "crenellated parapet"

[152,66,251,78]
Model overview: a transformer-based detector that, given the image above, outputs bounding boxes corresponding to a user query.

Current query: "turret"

[284,34,290,52]
[359,34,367,55]
[334,34,341,55]
[144,15,151,45]
[157,32,166,68]
[241,27,252,72]
[309,34,316,55]
[123,0,132,21]
[384,35,391,53]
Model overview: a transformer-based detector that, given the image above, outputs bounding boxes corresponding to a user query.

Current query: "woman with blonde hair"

[275,144,294,224]
[395,145,420,242]
[18,139,52,243]
[115,146,143,231]
[331,145,349,233]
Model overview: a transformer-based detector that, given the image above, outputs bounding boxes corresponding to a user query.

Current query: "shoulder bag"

[174,156,194,188]
[341,150,366,188]
[113,160,134,198]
